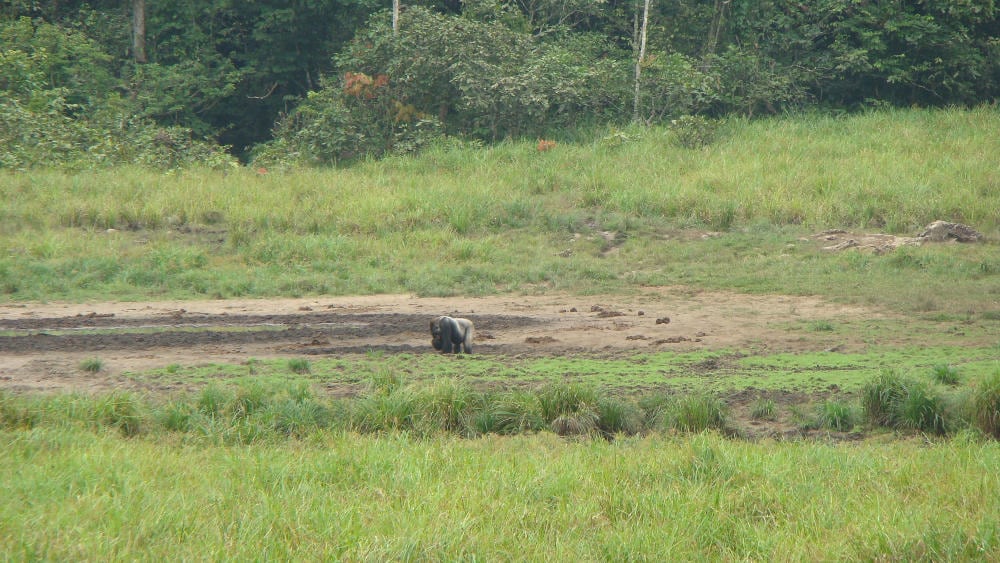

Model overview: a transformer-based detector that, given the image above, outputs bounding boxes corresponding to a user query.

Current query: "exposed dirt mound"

[812,221,984,254]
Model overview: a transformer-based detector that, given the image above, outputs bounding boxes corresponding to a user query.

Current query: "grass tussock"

[0,381,735,442]
[971,370,1000,439]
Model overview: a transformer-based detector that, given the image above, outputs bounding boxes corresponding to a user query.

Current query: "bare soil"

[1,288,894,395]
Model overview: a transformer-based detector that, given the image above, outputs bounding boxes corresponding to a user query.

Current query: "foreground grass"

[1,107,998,315]
[2,427,999,560]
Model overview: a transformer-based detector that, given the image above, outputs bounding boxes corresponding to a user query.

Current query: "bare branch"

[248,82,279,100]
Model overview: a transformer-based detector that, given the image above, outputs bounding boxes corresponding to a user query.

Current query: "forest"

[3,0,999,168]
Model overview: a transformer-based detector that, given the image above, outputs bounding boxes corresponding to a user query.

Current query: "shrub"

[670,115,720,149]
[970,370,1000,439]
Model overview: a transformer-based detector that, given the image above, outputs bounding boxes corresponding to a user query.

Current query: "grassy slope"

[1,107,998,314]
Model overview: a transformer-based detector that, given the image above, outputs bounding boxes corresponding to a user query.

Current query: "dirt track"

[0,288,902,395]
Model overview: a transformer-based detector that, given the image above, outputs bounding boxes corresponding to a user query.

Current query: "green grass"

[120,347,999,397]
[1,426,999,560]
[1,108,998,315]
[748,398,777,423]
[79,357,104,373]
[17,362,1000,442]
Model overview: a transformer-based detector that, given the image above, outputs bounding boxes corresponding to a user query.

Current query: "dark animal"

[430,316,474,354]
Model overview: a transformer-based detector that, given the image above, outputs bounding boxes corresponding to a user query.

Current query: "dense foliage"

[3,1,998,167]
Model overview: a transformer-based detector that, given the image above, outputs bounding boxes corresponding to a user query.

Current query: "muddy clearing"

[1,288,898,395]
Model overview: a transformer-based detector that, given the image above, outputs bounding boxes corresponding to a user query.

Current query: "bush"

[670,115,720,149]
[255,75,443,167]
[635,53,717,124]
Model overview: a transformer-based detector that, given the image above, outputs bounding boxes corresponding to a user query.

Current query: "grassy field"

[2,427,999,560]
[2,107,998,312]
[2,107,1000,559]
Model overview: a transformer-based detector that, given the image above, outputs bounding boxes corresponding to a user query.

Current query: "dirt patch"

[0,289,897,394]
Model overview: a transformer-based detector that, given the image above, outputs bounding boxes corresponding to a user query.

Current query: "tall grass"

[8,108,998,236]
[971,369,1000,439]
[1,108,998,310]
[2,427,999,560]
[49,368,1000,442]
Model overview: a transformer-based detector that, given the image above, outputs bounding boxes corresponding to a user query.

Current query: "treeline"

[2,0,998,168]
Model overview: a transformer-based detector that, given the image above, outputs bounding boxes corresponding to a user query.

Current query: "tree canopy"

[2,0,997,168]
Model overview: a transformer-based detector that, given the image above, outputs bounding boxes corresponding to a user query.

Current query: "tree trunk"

[132,0,147,63]
[392,0,400,35]
[704,0,727,60]
[633,0,651,123]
